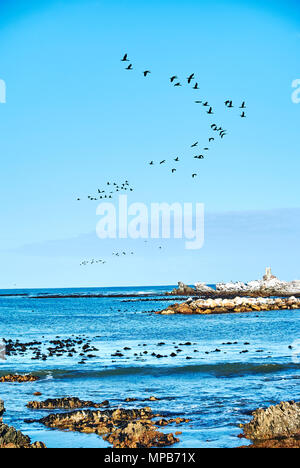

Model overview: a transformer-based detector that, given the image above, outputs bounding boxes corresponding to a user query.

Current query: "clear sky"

[0,0,299,288]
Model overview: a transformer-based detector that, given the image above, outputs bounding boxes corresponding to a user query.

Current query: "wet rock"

[238,400,300,447]
[103,420,179,448]
[29,405,188,448]
[241,401,300,441]
[0,374,39,383]
[27,397,110,410]
[0,400,45,448]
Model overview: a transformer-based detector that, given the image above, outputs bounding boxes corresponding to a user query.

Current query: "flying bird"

[160,160,166,164]
[240,112,246,118]
[192,173,197,178]
[174,82,182,87]
[193,82,199,90]
[209,137,215,142]
[121,53,129,62]
[174,157,179,162]
[187,73,195,84]
[240,102,246,108]
[126,64,133,70]
[170,75,178,82]
[207,107,213,114]
[191,141,198,147]
[171,168,176,173]
[143,70,151,76]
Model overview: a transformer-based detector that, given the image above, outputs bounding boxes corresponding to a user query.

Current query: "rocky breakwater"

[27,404,189,448]
[157,296,300,315]
[238,401,300,448]
[0,400,45,448]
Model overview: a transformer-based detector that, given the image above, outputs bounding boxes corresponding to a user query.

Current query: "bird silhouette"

[121,53,129,62]
[193,82,199,90]
[191,141,198,147]
[160,160,166,164]
[149,161,154,165]
[143,70,151,77]
[126,64,133,70]
[170,75,178,82]
[174,82,182,87]
[203,101,209,107]
[209,137,215,142]
[240,102,246,109]
[195,100,202,104]
[174,157,179,162]
[171,168,176,173]
[225,100,233,108]
[207,107,213,114]
[187,73,195,84]
[240,112,246,118]
[192,173,197,178]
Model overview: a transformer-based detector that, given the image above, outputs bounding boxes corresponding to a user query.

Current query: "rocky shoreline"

[1,393,299,448]
[25,398,189,448]
[157,296,300,315]
[168,269,300,298]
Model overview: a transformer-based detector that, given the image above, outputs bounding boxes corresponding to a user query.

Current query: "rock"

[168,269,300,298]
[166,282,196,296]
[27,397,109,410]
[241,401,300,441]
[0,374,39,383]
[28,405,189,448]
[0,400,5,420]
[194,283,215,294]
[0,400,45,448]
[103,421,179,448]
[157,296,300,316]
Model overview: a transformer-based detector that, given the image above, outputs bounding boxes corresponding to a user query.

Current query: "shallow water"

[0,286,299,448]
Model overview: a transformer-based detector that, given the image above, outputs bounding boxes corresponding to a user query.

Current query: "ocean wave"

[18,361,300,380]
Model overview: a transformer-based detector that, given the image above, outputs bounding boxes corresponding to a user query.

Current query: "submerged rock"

[238,401,300,448]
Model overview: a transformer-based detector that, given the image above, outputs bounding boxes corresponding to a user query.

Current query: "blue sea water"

[0,286,299,448]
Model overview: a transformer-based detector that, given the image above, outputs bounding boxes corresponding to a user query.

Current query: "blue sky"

[0,0,299,288]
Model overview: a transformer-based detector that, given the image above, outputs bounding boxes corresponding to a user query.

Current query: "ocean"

[0,286,299,448]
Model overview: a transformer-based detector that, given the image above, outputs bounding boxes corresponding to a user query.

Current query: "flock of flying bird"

[79,53,247,266]
[121,52,247,178]
[80,245,163,267]
[77,180,133,202]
